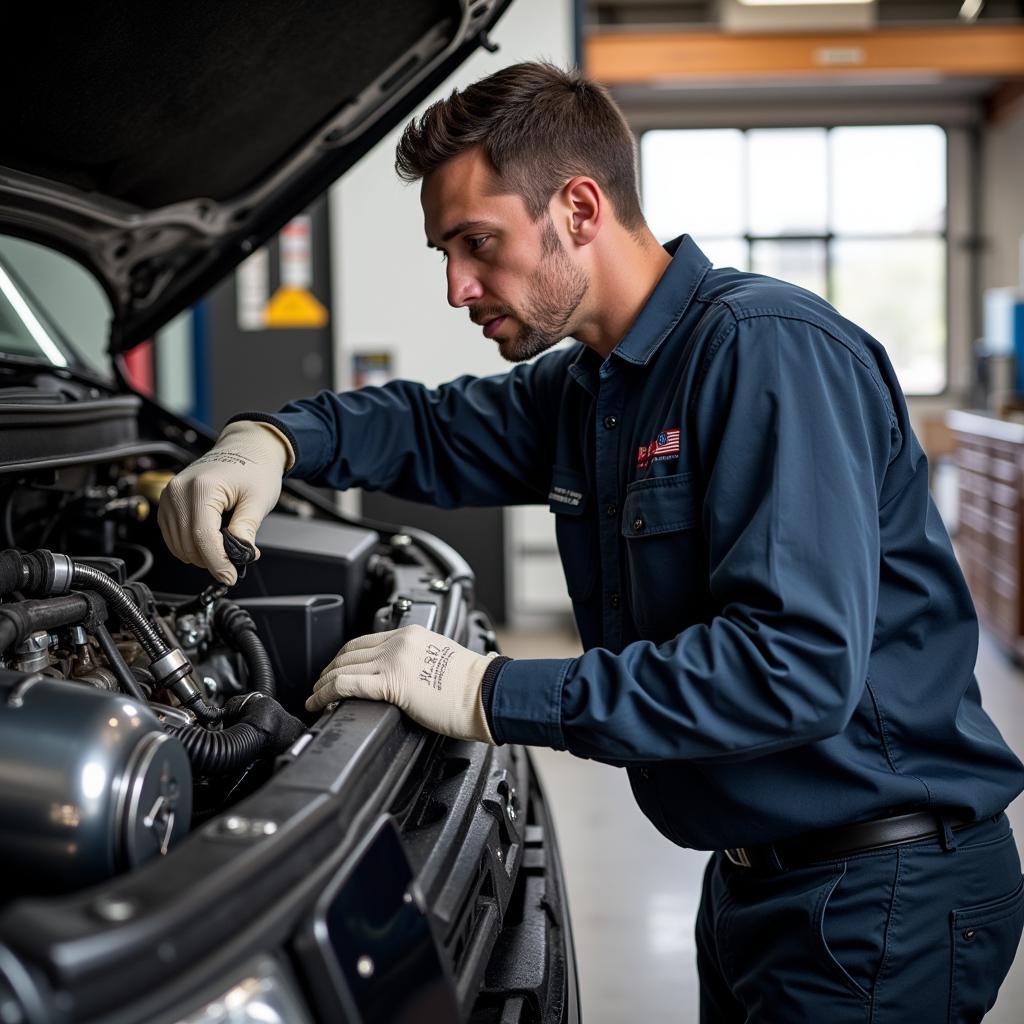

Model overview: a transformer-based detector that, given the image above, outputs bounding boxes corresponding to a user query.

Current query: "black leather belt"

[723,810,976,871]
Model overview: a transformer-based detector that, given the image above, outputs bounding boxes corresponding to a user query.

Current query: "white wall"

[329,0,576,625]
[329,0,574,391]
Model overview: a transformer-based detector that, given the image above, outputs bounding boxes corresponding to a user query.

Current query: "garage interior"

[2,0,1023,1020]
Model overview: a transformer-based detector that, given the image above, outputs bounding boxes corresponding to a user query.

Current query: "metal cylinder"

[12,632,51,674]
[0,669,192,890]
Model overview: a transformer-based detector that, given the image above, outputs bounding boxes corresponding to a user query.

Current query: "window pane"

[831,237,946,394]
[750,239,826,297]
[831,126,946,234]
[748,129,827,236]
[641,130,744,242]
[697,237,748,272]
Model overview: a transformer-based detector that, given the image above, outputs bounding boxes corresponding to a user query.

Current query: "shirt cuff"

[490,657,572,749]
[480,655,511,743]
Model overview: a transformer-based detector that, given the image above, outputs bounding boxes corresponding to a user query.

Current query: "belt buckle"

[724,847,753,868]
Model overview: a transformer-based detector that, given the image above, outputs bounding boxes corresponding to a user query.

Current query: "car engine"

[0,376,575,1024]
[0,446,417,897]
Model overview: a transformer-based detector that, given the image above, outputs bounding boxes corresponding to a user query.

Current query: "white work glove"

[157,420,294,585]
[307,624,498,744]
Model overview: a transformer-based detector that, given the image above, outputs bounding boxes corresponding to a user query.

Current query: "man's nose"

[446,259,483,308]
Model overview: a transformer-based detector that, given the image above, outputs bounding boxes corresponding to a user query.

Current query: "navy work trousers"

[696,815,1024,1022]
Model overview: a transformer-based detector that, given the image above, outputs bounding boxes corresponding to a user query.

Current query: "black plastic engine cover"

[236,594,346,715]
[0,394,140,471]
[229,513,379,634]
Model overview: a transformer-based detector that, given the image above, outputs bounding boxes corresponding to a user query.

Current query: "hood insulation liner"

[4,1,456,208]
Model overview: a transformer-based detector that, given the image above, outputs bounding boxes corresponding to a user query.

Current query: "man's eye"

[467,236,490,253]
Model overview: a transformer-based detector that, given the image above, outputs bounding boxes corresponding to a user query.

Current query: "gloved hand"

[157,420,294,585]
[307,624,497,743]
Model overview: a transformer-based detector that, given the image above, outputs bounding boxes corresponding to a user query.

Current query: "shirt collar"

[568,346,599,396]
[567,235,711,394]
[609,234,711,368]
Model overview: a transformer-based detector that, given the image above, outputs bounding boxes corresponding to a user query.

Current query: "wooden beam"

[586,25,1024,84]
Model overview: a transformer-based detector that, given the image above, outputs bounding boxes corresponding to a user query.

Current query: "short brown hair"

[395,62,645,231]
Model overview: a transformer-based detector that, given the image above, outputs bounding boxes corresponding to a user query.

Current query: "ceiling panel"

[585,0,1024,28]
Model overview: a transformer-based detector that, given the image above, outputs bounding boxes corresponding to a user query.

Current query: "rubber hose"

[0,617,17,655]
[213,601,275,698]
[93,622,149,703]
[118,542,155,582]
[0,594,95,654]
[68,562,218,716]
[0,550,25,596]
[168,722,265,776]
[70,562,168,660]
[183,691,224,725]
[234,628,275,697]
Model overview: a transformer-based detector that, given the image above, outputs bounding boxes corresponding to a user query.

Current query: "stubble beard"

[495,219,589,364]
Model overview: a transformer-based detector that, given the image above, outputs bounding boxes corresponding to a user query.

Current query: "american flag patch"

[637,428,680,469]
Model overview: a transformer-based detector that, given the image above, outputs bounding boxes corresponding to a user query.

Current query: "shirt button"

[632,516,645,532]
[610,593,620,608]
[603,415,618,430]
[606,503,617,518]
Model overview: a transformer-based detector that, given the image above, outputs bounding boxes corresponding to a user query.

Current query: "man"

[159,63,1024,1020]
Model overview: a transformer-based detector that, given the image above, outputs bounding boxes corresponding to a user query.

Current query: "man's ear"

[557,176,602,246]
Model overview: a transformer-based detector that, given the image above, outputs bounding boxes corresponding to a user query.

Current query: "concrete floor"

[497,624,1024,1023]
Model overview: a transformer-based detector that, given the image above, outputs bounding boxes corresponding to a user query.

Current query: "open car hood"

[0,0,510,356]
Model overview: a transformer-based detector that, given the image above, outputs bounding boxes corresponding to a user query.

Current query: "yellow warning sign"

[262,286,329,329]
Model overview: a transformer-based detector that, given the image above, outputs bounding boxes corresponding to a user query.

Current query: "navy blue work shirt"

[242,235,1024,851]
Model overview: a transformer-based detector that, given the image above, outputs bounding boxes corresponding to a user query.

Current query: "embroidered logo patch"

[637,428,680,469]
[548,484,584,507]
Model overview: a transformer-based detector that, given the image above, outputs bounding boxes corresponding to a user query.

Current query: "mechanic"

[159,62,1024,1021]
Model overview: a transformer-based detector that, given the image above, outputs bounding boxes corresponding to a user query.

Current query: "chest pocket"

[549,466,598,602]
[622,471,705,639]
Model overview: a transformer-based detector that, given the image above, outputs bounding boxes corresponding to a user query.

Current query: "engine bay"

[0,378,570,1024]
[0,446,461,898]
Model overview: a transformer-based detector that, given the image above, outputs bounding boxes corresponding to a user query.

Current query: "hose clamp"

[50,552,73,594]
[171,678,202,707]
[149,648,191,685]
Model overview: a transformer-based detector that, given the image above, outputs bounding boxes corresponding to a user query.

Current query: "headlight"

[174,956,314,1024]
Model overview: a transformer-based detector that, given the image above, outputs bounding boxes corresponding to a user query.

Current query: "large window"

[640,125,948,394]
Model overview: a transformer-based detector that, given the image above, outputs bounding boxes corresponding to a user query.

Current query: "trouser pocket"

[949,875,1024,1023]
[818,859,889,1002]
